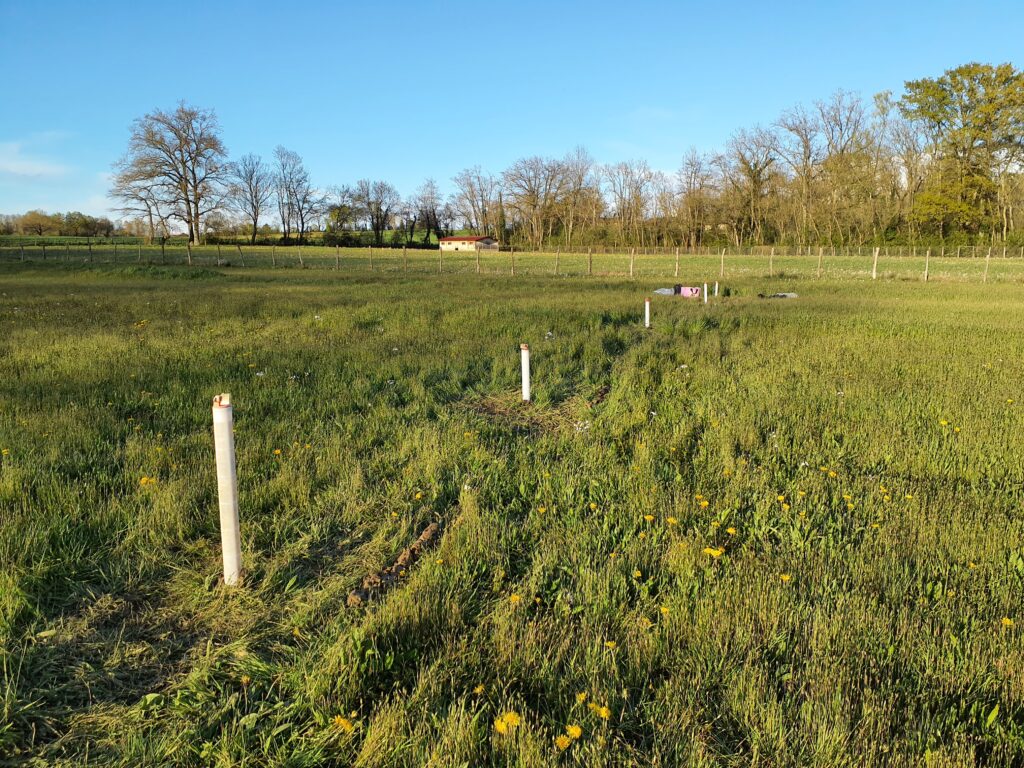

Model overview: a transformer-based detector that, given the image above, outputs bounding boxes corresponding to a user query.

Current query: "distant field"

[0,263,1022,766]
[3,243,1024,284]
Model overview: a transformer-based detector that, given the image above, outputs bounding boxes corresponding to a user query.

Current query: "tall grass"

[0,262,1021,766]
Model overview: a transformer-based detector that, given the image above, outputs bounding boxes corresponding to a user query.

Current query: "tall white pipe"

[520,344,531,402]
[644,298,651,329]
[703,282,708,305]
[714,281,719,297]
[212,393,242,586]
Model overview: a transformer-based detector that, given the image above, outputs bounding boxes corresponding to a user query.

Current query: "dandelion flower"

[576,692,588,704]
[780,573,792,583]
[643,514,654,522]
[473,684,485,694]
[538,506,547,514]
[501,711,521,727]
[777,495,786,502]
[589,502,598,511]
[700,500,709,508]
[415,491,423,500]
[797,490,806,497]
[702,546,725,558]
[333,715,354,733]
[273,448,282,455]
[494,718,509,735]
[1002,617,1015,628]
[940,419,949,426]
[828,471,837,478]
[782,503,791,512]
[604,640,617,650]
[968,561,977,569]
[660,605,670,615]
[1,448,9,456]
[566,724,582,739]
[666,516,678,526]
[842,494,852,501]
[555,734,571,750]
[435,558,444,564]
[905,494,913,500]
[509,594,522,604]
[726,526,737,535]
[596,706,611,720]
[240,674,251,686]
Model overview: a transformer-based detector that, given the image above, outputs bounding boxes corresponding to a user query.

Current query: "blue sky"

[1,0,1022,218]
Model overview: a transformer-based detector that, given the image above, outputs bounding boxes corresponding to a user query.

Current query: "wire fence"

[3,243,1024,283]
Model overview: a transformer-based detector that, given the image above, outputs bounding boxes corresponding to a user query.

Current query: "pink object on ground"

[679,286,701,298]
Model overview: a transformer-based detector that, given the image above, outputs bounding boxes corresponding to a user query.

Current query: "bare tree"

[354,179,400,245]
[229,153,274,244]
[503,156,567,248]
[413,179,448,244]
[274,147,321,243]
[774,105,823,243]
[452,167,501,236]
[110,102,228,244]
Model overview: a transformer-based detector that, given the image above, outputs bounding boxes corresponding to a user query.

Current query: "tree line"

[6,61,1021,249]
[0,210,116,238]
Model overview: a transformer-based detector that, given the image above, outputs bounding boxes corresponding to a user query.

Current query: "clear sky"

[1,0,1022,218]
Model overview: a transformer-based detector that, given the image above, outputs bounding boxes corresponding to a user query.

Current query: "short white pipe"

[703,282,708,304]
[212,393,242,585]
[644,298,651,329]
[520,344,531,402]
[714,282,719,297]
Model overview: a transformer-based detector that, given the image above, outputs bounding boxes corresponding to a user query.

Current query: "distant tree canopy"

[0,209,115,237]
[8,63,1022,248]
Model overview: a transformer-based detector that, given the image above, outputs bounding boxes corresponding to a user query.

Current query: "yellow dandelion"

[604,640,617,650]
[643,514,654,522]
[905,493,913,500]
[828,471,837,478]
[726,526,737,535]
[435,558,444,564]
[1008,399,1015,405]
[333,715,354,733]
[1,448,9,456]
[666,516,678,526]
[576,692,588,704]
[473,684,485,694]
[632,569,642,579]
[819,465,828,472]
[782,503,791,512]
[879,485,888,493]
[968,561,977,569]
[660,605,670,615]
[797,490,806,497]
[509,593,522,604]
[702,546,725,558]
[710,520,720,528]
[538,506,547,514]
[494,718,509,735]
[780,573,792,583]
[777,495,786,502]
[842,494,852,501]
[415,491,423,500]
[555,734,571,750]
[695,493,704,500]
[638,532,646,539]
[939,419,949,426]
[883,495,891,503]
[501,711,521,728]
[292,626,301,638]
[1002,617,1015,628]
[589,502,598,511]
[240,674,251,686]
[273,448,282,455]
[463,431,472,437]
[566,724,582,739]
[596,706,611,720]
[847,502,855,511]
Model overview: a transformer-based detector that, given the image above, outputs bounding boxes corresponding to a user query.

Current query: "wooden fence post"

[555,247,560,275]
[335,244,340,270]
[402,245,407,272]
[439,247,443,274]
[237,244,245,267]
[675,246,680,278]
[510,246,515,276]
[984,247,991,283]
[368,246,373,271]
[187,242,192,266]
[872,247,880,280]
[475,247,480,274]
[588,247,593,275]
[817,246,823,278]
[272,245,276,267]
[769,246,775,277]
[924,248,930,282]
[138,243,143,263]
[629,247,635,277]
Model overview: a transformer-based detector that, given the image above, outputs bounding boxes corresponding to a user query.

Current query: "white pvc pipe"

[644,298,651,328]
[212,393,242,585]
[520,344,531,402]
[703,282,708,304]
[714,282,719,297]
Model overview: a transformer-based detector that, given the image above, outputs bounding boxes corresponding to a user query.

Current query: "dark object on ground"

[347,522,440,608]
[758,292,798,299]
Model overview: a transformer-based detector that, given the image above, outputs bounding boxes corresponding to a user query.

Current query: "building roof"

[439,235,494,242]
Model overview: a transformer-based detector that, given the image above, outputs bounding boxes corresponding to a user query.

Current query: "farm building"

[439,235,499,251]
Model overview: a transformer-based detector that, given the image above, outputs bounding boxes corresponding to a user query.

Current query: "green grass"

[0,262,1022,766]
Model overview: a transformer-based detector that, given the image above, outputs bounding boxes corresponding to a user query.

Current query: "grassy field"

[0,261,1022,766]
